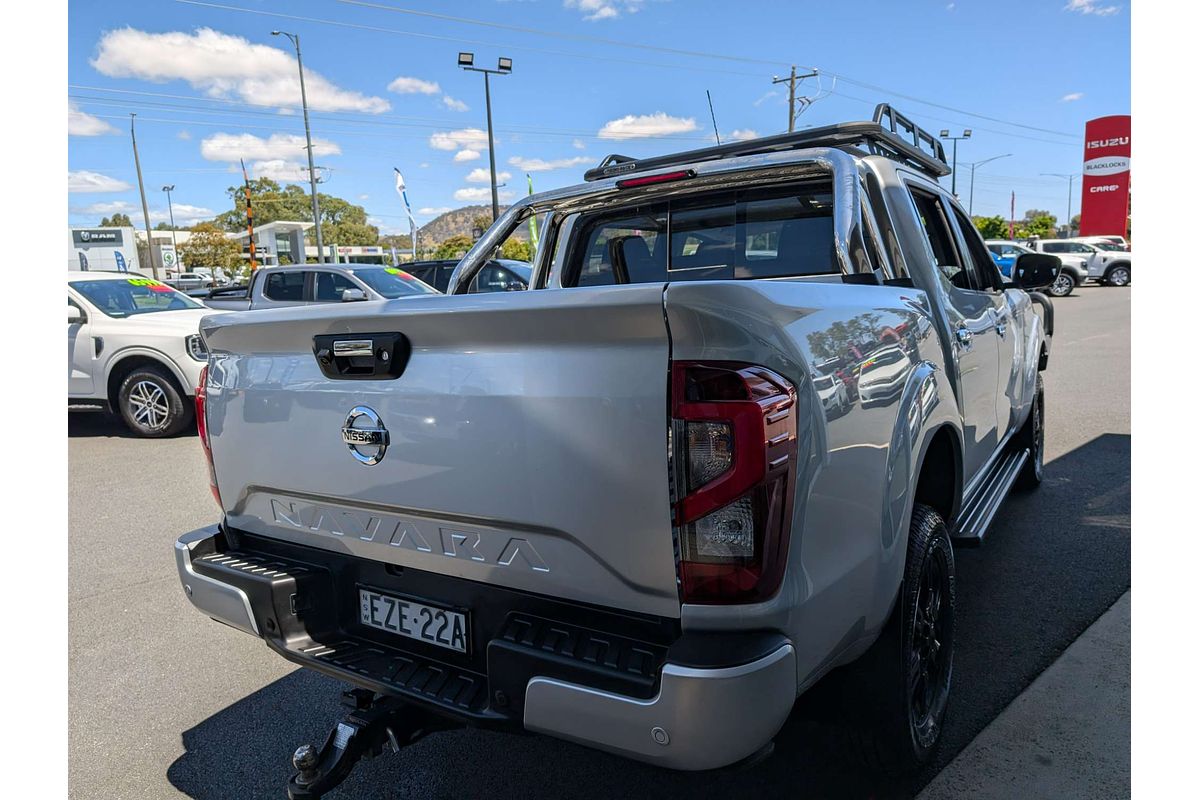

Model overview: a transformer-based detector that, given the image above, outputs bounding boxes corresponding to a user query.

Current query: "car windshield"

[1093,242,1125,252]
[71,277,205,318]
[492,260,533,283]
[349,267,441,298]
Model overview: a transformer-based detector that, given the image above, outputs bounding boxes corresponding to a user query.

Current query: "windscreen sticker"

[127,278,174,292]
[385,268,416,280]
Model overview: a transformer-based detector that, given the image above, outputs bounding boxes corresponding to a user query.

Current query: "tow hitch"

[287,689,459,799]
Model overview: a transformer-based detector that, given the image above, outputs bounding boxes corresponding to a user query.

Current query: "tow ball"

[287,689,458,799]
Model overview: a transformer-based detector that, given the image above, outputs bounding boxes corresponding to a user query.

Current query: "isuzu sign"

[1079,115,1131,237]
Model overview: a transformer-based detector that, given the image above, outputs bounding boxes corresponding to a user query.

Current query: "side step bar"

[952,447,1029,546]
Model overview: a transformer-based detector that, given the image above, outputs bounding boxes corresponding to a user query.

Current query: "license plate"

[358,588,469,654]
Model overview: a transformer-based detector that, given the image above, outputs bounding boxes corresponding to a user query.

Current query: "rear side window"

[313,271,358,301]
[907,189,970,290]
[949,205,1003,291]
[263,271,305,301]
[564,182,835,287]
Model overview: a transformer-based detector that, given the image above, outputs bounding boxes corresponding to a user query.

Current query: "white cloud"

[418,206,452,216]
[163,203,215,225]
[598,112,699,140]
[466,168,512,183]
[71,200,213,225]
[1064,0,1121,16]
[564,0,642,21]
[441,95,469,112]
[68,103,116,136]
[91,27,390,113]
[728,129,759,142]
[753,91,779,108]
[454,186,515,202]
[508,155,592,172]
[247,159,313,182]
[359,194,370,200]
[419,162,431,168]
[68,170,132,193]
[200,132,340,162]
[453,149,482,162]
[430,128,489,151]
[387,76,440,95]
[73,200,136,217]
[572,138,587,150]
[1060,92,1085,102]
[177,130,192,140]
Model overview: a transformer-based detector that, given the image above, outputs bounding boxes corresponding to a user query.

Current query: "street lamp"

[272,30,326,262]
[161,184,180,263]
[966,154,1011,217]
[458,52,512,222]
[1041,173,1081,236]
[939,128,972,195]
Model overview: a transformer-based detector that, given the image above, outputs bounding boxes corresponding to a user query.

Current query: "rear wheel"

[1016,375,1045,489]
[834,504,956,774]
[1047,271,1075,297]
[117,366,191,437]
[1104,264,1131,287]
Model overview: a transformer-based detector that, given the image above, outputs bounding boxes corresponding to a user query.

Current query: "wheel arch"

[1104,260,1131,280]
[105,348,190,410]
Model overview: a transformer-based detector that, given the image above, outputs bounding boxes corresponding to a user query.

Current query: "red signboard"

[1079,115,1130,237]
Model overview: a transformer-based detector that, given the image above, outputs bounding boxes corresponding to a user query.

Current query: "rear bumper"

[175,525,796,770]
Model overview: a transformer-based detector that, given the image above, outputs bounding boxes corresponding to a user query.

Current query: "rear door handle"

[955,327,973,348]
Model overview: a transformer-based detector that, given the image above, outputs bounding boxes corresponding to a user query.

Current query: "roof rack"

[583,103,950,182]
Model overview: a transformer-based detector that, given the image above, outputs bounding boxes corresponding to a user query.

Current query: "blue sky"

[67,0,1130,234]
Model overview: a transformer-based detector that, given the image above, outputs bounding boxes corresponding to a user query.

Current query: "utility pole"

[130,114,158,280]
[161,184,179,254]
[273,30,325,262]
[772,66,818,133]
[966,154,1012,217]
[939,129,972,196]
[458,52,512,222]
[1041,173,1080,236]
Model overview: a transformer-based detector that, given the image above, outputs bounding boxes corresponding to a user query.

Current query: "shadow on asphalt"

[68,411,196,439]
[166,433,1129,800]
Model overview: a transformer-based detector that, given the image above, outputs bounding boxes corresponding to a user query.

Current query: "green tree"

[179,222,242,270]
[499,238,533,261]
[100,212,133,227]
[972,215,1008,240]
[433,234,474,260]
[213,178,378,247]
[1014,209,1057,240]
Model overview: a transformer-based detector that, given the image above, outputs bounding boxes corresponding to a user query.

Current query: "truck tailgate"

[200,286,680,618]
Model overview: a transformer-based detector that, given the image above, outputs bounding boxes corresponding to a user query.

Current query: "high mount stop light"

[670,362,799,604]
[458,52,474,68]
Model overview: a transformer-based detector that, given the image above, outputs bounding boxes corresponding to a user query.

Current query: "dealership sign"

[72,228,123,246]
[1079,115,1130,237]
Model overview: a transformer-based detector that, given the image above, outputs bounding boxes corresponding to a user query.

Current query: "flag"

[114,251,126,272]
[394,168,417,259]
[78,252,89,271]
[527,174,539,249]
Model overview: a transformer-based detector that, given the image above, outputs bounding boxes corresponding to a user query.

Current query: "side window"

[313,271,358,301]
[436,265,456,292]
[469,265,521,293]
[573,207,668,287]
[986,244,1002,256]
[950,205,1002,291]
[1042,242,1065,253]
[907,189,970,289]
[860,200,886,274]
[263,271,305,301]
[407,266,433,284]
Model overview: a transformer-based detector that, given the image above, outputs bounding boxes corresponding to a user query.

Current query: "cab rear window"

[564,181,836,287]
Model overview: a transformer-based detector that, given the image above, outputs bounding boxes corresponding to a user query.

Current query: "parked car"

[406,258,532,293]
[1065,238,1133,286]
[166,271,218,291]
[1027,238,1131,288]
[68,272,218,436]
[200,264,439,311]
[993,239,1080,296]
[175,105,1055,793]
[1072,234,1129,251]
[985,240,1037,279]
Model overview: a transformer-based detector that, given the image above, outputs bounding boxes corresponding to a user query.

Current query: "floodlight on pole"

[161,184,180,266]
[459,53,513,222]
[939,129,972,195]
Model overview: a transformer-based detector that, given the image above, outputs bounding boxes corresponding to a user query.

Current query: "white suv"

[68,272,218,436]
[1031,239,1132,287]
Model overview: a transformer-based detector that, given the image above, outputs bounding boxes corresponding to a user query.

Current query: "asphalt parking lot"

[68,285,1130,800]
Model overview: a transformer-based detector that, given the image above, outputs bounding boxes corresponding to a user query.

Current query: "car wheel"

[1016,375,1045,490]
[117,366,192,438]
[824,503,955,775]
[1047,272,1075,297]
[1105,265,1131,287]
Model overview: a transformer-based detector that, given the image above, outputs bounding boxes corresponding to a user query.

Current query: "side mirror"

[341,288,367,302]
[1011,253,1060,290]
[68,304,84,324]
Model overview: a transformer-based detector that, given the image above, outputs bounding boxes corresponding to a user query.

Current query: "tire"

[1104,264,1131,287]
[1047,271,1075,297]
[831,504,956,775]
[117,365,192,438]
[1015,374,1045,490]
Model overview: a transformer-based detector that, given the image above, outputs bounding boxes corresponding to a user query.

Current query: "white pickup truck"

[201,264,439,311]
[174,105,1058,795]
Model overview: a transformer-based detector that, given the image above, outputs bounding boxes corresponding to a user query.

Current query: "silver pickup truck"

[201,264,439,310]
[176,105,1057,796]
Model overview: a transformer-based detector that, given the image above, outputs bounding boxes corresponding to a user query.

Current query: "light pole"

[1041,173,1080,236]
[939,128,972,196]
[458,52,511,222]
[966,154,1011,217]
[272,30,325,262]
[161,184,180,257]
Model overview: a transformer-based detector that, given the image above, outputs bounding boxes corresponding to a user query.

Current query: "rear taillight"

[671,362,798,604]
[195,365,221,509]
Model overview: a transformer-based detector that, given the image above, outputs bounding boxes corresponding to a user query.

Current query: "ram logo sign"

[1079,116,1131,237]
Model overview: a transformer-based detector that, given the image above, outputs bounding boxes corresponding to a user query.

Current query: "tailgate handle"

[313,332,411,381]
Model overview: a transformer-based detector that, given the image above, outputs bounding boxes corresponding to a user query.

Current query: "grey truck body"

[176,113,1050,771]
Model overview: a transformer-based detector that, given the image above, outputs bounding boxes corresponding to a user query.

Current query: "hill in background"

[417,205,530,245]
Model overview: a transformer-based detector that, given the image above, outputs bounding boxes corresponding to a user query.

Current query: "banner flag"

[527,174,539,249]
[394,168,418,259]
